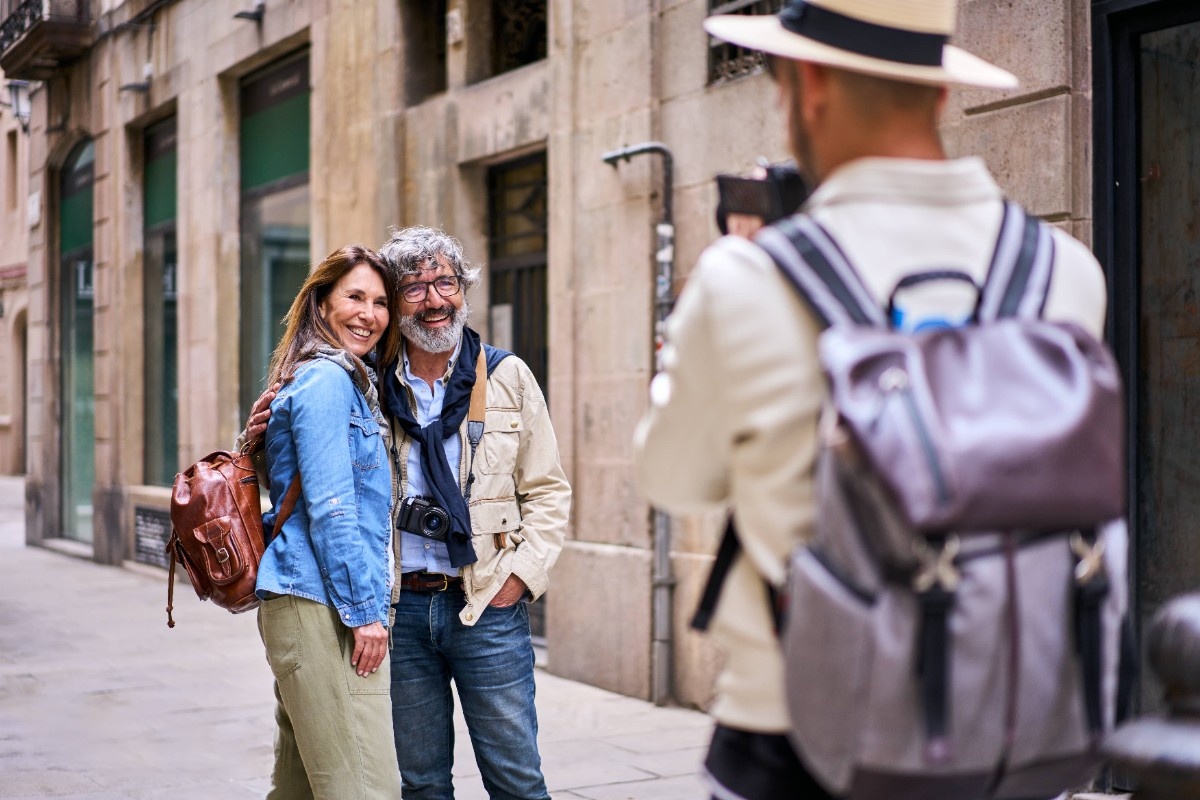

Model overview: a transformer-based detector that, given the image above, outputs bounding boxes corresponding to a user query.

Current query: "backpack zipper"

[880,367,951,507]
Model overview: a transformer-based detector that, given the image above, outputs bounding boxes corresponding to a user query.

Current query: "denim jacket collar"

[311,346,386,426]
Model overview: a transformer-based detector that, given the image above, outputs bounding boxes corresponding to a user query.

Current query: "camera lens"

[421,508,449,539]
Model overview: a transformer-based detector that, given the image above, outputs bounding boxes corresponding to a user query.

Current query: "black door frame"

[1093,0,1200,644]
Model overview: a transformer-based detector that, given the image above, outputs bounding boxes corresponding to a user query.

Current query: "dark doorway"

[1094,0,1200,721]
[488,152,549,642]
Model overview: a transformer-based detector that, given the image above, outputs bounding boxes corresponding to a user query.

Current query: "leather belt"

[400,572,462,593]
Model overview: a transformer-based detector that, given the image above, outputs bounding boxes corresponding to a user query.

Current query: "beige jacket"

[633,157,1108,733]
[389,351,571,626]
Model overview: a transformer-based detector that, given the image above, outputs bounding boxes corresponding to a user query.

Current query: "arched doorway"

[59,139,94,543]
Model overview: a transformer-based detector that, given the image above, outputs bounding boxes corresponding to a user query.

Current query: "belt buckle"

[436,574,449,592]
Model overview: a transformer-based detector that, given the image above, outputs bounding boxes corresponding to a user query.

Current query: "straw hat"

[704,0,1018,89]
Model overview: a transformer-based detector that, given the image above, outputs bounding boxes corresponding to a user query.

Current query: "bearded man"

[375,225,570,800]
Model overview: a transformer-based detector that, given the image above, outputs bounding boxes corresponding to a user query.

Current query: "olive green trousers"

[258,594,400,800]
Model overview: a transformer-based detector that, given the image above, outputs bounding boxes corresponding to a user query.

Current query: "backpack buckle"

[1070,531,1106,586]
[912,535,961,593]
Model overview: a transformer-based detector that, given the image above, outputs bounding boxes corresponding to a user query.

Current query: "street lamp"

[3,80,31,134]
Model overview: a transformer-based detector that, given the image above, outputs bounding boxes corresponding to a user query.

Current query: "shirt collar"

[399,337,463,384]
[805,156,1003,211]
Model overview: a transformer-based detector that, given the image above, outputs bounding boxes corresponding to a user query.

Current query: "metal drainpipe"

[601,142,676,706]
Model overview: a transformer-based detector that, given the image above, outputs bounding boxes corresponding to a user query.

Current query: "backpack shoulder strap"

[755,215,888,329]
[690,519,741,632]
[271,474,302,540]
[977,201,1057,322]
[691,519,783,635]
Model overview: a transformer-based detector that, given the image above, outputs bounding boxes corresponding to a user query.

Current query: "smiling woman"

[318,262,391,359]
[251,244,405,798]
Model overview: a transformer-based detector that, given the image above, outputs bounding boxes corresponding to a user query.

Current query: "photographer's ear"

[797,60,832,127]
[935,86,949,121]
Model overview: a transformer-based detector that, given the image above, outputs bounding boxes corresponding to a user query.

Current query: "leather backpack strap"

[756,214,889,330]
[976,202,1054,322]
[464,350,501,545]
[270,473,303,541]
[166,535,178,628]
[468,348,487,425]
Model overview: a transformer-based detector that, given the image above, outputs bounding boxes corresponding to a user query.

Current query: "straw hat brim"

[704,15,1018,90]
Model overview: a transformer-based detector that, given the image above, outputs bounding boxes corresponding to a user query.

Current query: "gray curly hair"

[378,225,482,291]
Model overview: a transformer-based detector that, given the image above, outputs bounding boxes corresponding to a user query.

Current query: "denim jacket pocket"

[348,410,382,470]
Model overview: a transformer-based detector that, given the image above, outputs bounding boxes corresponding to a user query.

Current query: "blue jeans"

[389,587,549,800]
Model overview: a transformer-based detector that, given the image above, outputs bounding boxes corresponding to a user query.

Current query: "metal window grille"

[493,0,547,75]
[707,0,784,84]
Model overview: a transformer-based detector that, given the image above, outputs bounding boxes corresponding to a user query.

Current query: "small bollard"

[1104,592,1200,799]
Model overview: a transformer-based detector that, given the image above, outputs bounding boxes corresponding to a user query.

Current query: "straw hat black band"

[779,1,948,67]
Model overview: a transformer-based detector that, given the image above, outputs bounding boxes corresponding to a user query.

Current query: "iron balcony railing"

[0,0,89,61]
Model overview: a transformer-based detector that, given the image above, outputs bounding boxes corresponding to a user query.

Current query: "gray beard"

[398,302,471,355]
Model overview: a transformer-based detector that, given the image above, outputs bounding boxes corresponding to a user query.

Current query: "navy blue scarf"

[381,327,509,568]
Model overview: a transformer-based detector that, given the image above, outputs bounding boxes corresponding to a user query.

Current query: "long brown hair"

[266,245,402,387]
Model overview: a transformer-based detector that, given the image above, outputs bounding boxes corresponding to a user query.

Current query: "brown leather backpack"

[165,444,300,627]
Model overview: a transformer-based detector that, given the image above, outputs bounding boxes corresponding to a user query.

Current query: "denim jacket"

[257,350,394,628]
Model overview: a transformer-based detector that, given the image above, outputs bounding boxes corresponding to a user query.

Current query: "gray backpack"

[694,203,1132,800]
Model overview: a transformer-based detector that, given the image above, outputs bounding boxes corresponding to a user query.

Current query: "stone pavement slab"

[0,476,714,799]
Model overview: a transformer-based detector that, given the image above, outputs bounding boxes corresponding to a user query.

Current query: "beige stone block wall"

[547,541,653,699]
[944,0,1092,227]
[545,0,659,698]
[0,73,30,475]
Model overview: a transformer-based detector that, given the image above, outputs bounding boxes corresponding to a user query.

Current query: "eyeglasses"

[400,275,461,303]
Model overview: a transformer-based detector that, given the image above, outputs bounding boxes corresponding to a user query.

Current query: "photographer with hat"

[633,2,1108,799]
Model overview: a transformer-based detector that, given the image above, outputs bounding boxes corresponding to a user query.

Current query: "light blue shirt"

[398,343,461,575]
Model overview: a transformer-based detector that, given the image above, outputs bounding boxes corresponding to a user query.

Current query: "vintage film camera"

[397,495,452,542]
[714,160,810,235]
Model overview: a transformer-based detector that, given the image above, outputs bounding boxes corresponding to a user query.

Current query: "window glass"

[493,0,547,75]
[144,117,178,486]
[239,55,311,420]
[60,139,95,543]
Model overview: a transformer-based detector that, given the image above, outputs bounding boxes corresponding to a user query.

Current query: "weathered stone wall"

[0,70,30,476]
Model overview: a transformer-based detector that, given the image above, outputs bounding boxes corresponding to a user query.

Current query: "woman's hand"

[350,621,389,677]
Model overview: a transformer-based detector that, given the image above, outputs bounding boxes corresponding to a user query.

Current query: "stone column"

[1104,593,1200,799]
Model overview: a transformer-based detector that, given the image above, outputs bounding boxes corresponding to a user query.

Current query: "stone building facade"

[4,0,1198,715]
[0,65,30,476]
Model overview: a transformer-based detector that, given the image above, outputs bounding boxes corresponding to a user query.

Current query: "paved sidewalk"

[0,476,713,799]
